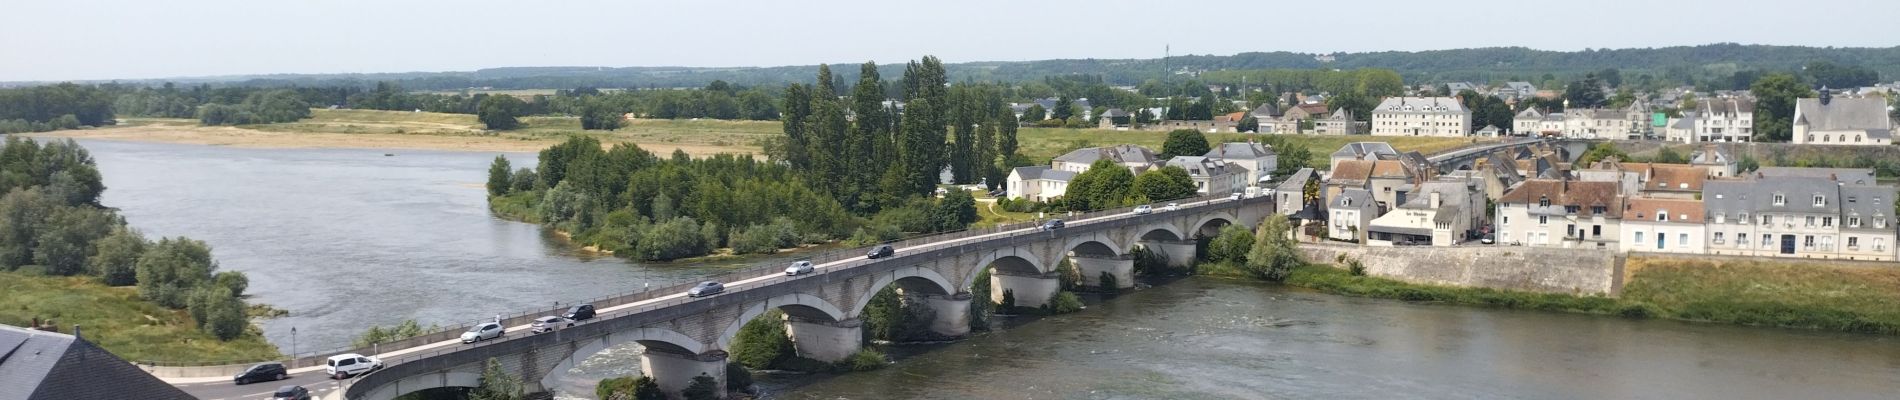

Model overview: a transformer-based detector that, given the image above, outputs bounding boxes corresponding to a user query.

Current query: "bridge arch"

[1063,232,1124,258]
[1136,222,1187,242]
[1192,211,1241,238]
[714,293,848,351]
[847,266,955,318]
[961,247,1045,290]
[360,371,484,400]
[537,327,705,393]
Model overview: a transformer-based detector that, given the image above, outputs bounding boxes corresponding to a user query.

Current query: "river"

[78,139,1900,399]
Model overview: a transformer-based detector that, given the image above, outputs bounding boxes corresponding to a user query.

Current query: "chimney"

[72,324,81,341]
[1430,191,1442,208]
[1830,173,1838,182]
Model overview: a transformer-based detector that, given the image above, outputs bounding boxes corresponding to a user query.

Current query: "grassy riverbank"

[0,271,281,363]
[1251,257,1900,335]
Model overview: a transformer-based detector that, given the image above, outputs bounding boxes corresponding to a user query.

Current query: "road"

[175,196,1232,400]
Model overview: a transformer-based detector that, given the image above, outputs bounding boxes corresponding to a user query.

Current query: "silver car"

[1132,205,1152,215]
[687,281,725,297]
[785,260,814,276]
[460,322,504,343]
[531,316,571,334]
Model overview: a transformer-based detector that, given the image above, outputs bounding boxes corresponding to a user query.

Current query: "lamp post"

[291,326,298,360]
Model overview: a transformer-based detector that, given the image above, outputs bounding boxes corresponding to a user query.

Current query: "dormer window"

[1773,194,1785,206]
[1656,211,1669,222]
[1813,195,1826,207]
[1849,217,1861,227]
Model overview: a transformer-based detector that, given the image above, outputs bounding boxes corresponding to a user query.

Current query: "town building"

[1366,179,1482,246]
[1164,156,1247,195]
[1621,198,1707,254]
[1369,97,1470,137]
[1204,141,1278,187]
[1009,145,1161,201]
[1328,142,1398,170]
[1004,166,1075,202]
[1695,98,1755,142]
[1690,144,1738,178]
[1702,176,1897,261]
[1328,188,1376,242]
[1791,92,1894,146]
[1312,108,1357,135]
[1494,178,1624,249]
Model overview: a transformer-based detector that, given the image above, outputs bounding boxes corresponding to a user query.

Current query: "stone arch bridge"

[343,196,1273,399]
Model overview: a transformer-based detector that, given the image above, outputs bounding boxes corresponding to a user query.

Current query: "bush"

[1099,271,1118,290]
[597,376,665,400]
[728,310,794,370]
[1346,258,1366,276]
[1205,224,1254,264]
[680,375,719,400]
[353,319,439,348]
[89,226,147,286]
[839,349,887,371]
[214,271,248,297]
[1130,245,1169,276]
[135,237,218,308]
[1046,291,1084,315]
[999,289,1016,311]
[472,357,525,400]
[635,217,711,261]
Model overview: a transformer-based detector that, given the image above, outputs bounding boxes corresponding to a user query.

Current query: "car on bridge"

[785,260,814,276]
[865,244,894,259]
[531,316,572,334]
[1163,203,1179,212]
[1132,205,1152,215]
[461,322,505,343]
[325,353,382,379]
[269,385,312,400]
[1039,219,1065,231]
[563,304,596,321]
[234,362,288,385]
[687,281,725,297]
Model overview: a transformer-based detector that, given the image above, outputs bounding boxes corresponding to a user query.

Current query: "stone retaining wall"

[1298,242,1622,296]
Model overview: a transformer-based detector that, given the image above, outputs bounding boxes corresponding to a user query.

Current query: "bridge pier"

[991,270,1060,308]
[1138,240,1198,268]
[786,317,863,363]
[1069,255,1134,289]
[640,350,726,400]
[920,292,972,338]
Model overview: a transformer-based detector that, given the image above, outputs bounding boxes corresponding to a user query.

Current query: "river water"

[78,139,1900,399]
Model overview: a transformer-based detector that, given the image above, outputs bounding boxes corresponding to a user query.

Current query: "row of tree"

[0,83,116,133]
[0,138,252,341]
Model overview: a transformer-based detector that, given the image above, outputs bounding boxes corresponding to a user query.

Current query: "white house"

[1621,198,1707,254]
[1493,178,1625,250]
[1365,180,1479,246]
[1165,156,1247,195]
[1005,166,1076,202]
[1370,96,1470,137]
[1695,98,1754,142]
[1204,141,1278,187]
[1328,188,1376,242]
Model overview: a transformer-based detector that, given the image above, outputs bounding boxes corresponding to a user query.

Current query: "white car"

[1162,203,1179,212]
[1229,193,1243,201]
[785,260,814,276]
[461,322,505,344]
[325,353,382,379]
[531,316,571,334]
[1131,205,1152,215]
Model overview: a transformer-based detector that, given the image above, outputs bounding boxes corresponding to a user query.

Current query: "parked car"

[270,385,312,400]
[1040,219,1065,231]
[865,244,894,259]
[531,316,571,334]
[1480,235,1496,245]
[1163,203,1180,211]
[1229,193,1244,201]
[461,322,505,343]
[1131,205,1152,215]
[687,281,725,297]
[234,362,287,385]
[562,304,595,321]
[785,260,814,276]
[325,353,382,379]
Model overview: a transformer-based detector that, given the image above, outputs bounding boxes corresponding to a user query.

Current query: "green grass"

[0,271,281,364]
[1016,127,1484,168]
[1270,257,1900,335]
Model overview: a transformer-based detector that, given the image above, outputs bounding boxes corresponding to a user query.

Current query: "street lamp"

[291,326,298,359]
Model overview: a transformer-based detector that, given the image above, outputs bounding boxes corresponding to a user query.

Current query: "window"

[1762,234,1774,249]
[1879,218,1888,229]
[1738,212,1749,224]
[1804,235,1815,248]
[1773,194,1785,206]
[1656,211,1669,222]
[1849,217,1861,227]
[1679,233,1689,245]
[1814,195,1826,207]
[1823,217,1833,227]
[1635,231,1645,244]
[1806,216,1816,227]
[1565,205,1580,214]
[1593,225,1602,237]
[1538,216,1548,226]
[1593,206,1607,214]
[1715,213,1725,224]
[1760,214,1772,226]
[1877,238,1886,252]
[1848,237,1859,249]
[1714,232,1725,244]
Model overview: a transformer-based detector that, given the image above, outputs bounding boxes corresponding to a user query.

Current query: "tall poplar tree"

[779,84,812,170]
[948,83,980,184]
[897,56,949,196]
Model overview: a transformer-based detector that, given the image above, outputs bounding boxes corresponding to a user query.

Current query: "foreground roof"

[0,325,194,400]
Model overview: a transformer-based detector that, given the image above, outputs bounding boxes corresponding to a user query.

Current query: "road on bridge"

[173,196,1235,400]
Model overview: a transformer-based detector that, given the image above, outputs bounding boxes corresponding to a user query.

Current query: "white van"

[326,353,382,379]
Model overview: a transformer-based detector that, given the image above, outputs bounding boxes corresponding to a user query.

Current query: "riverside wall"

[1298,242,1624,296]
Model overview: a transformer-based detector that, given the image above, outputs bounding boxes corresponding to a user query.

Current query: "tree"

[1051,96,1074,121]
[471,358,525,400]
[477,95,526,130]
[931,190,978,232]
[90,226,147,286]
[32,207,114,276]
[1655,146,1687,164]
[597,376,666,400]
[1064,159,1136,211]
[1131,166,1197,202]
[1576,142,1630,166]
[1564,74,1606,109]
[580,99,623,130]
[1237,114,1259,133]
[681,375,720,400]
[1750,72,1813,142]
[1206,224,1255,263]
[135,237,218,308]
[191,285,246,340]
[1159,129,1210,158]
[1019,104,1045,122]
[729,310,794,369]
[487,156,513,197]
[1244,214,1302,281]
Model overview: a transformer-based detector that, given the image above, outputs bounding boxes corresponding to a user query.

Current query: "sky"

[4,0,1899,82]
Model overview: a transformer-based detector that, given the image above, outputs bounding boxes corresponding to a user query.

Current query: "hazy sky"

[5,0,1898,82]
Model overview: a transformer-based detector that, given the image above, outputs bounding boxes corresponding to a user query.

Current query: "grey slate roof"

[1053,144,1159,166]
[1277,168,1315,193]
[1330,187,1374,210]
[1373,96,1468,113]
[0,325,194,400]
[1250,103,1281,118]
[1840,185,1895,233]
[1708,176,1843,215]
[1011,166,1075,182]
[1752,167,1876,185]
[1205,142,1276,159]
[1330,142,1398,161]
[1795,98,1890,131]
[1165,156,1234,177]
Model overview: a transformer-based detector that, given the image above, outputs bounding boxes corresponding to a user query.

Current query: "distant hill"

[13,43,1898,90]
